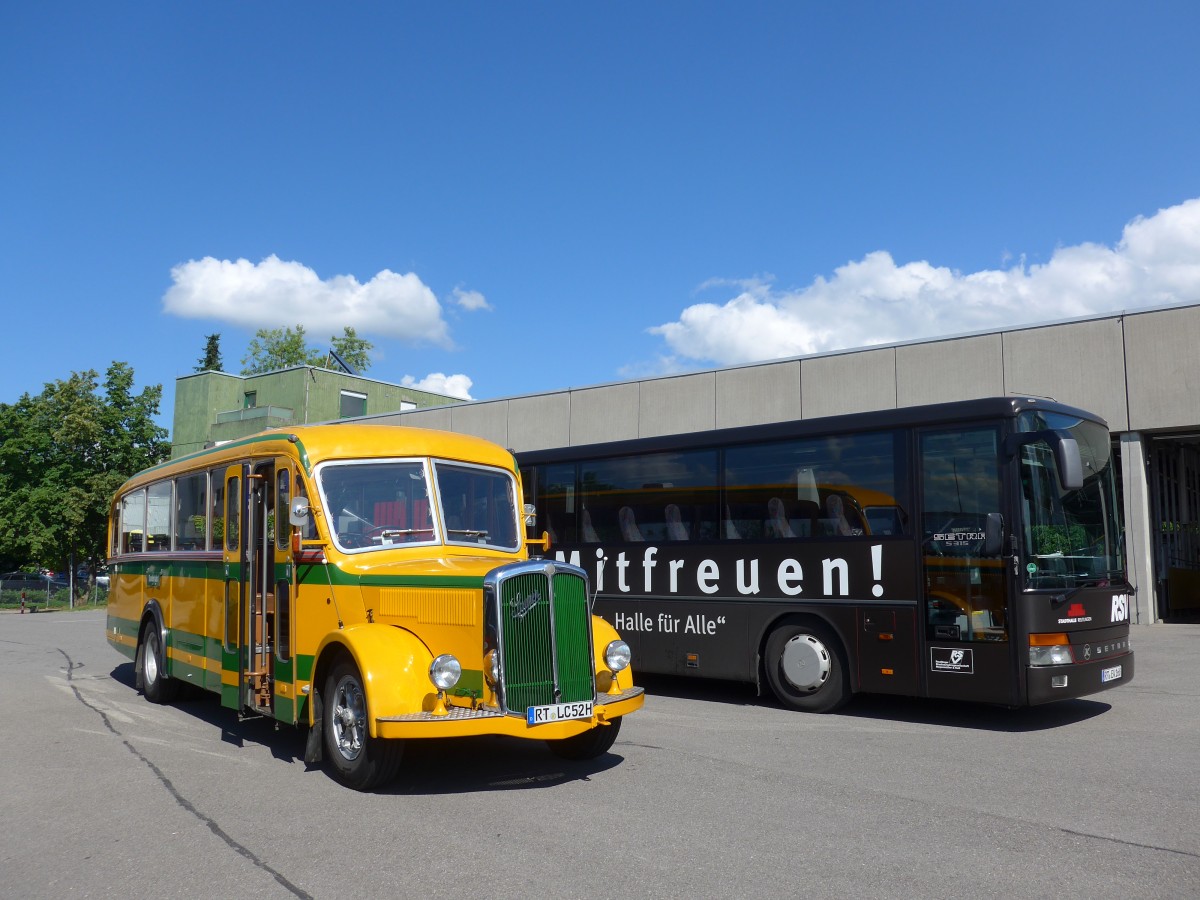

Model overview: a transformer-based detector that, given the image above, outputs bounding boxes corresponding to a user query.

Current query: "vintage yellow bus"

[105,423,643,789]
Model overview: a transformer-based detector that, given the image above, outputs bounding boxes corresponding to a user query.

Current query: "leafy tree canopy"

[0,362,169,575]
[240,325,373,375]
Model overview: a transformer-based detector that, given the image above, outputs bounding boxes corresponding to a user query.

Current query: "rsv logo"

[1111,594,1129,623]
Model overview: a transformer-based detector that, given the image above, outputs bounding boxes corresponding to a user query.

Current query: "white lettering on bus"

[557,544,885,600]
[778,559,804,596]
[823,557,849,597]
[669,558,685,592]
[736,558,760,595]
[643,547,657,592]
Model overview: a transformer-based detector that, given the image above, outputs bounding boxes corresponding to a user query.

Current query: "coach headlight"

[484,649,500,687]
[429,654,462,690]
[1029,633,1074,667]
[605,640,632,673]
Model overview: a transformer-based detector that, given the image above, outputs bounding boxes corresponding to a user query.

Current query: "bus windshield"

[1017,413,1124,589]
[317,459,520,553]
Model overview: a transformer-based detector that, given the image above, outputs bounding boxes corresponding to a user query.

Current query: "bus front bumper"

[1026,651,1135,706]
[374,685,645,740]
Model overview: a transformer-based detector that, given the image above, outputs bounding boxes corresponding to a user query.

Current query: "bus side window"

[209,468,225,550]
[120,490,146,553]
[175,472,207,551]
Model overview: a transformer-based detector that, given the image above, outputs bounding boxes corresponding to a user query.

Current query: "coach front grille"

[487,561,595,714]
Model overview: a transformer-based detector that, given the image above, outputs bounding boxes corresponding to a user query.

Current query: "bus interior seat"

[824,494,852,535]
[665,504,689,540]
[582,507,599,542]
[722,505,742,540]
[766,497,795,538]
[373,501,406,528]
[619,506,645,542]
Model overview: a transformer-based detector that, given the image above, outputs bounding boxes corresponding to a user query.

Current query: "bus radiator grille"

[494,563,595,714]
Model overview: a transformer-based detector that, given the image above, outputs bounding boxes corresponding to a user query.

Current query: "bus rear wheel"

[546,716,622,760]
[322,659,403,791]
[764,621,850,713]
[138,621,178,704]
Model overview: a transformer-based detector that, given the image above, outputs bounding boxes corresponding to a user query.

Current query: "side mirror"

[523,503,537,529]
[289,495,311,527]
[1006,429,1085,490]
[1052,434,1084,490]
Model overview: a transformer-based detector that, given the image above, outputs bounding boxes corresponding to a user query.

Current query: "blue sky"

[4,3,1199,428]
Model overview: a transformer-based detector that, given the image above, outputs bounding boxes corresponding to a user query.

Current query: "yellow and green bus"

[105,423,643,789]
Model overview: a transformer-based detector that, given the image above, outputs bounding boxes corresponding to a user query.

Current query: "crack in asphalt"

[58,648,313,899]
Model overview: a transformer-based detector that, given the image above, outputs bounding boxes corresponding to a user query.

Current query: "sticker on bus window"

[931,647,974,674]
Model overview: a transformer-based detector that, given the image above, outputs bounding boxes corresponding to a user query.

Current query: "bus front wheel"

[764,621,850,713]
[546,716,622,760]
[138,622,178,704]
[322,659,403,791]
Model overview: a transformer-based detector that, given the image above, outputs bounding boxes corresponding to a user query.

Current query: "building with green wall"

[171,367,462,458]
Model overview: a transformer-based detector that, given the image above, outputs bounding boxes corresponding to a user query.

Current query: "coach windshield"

[316,458,520,553]
[1016,413,1124,590]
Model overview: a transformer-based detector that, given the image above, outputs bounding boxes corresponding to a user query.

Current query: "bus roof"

[516,395,1107,464]
[117,422,517,493]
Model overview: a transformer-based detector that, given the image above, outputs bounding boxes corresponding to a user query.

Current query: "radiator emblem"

[512,589,541,621]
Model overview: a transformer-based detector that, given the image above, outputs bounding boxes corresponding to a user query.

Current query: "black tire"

[322,659,403,790]
[139,621,179,704]
[763,620,850,713]
[546,716,622,760]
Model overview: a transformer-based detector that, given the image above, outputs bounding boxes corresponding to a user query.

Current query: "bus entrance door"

[919,427,1017,706]
[220,462,274,716]
[269,459,298,725]
[220,464,248,712]
[243,462,275,715]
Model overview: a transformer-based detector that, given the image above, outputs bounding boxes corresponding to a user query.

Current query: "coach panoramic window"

[723,431,907,539]
[580,450,719,543]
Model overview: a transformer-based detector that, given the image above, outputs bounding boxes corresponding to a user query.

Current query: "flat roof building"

[171,366,464,458]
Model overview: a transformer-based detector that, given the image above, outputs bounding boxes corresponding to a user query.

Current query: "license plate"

[526,700,593,726]
[1100,665,1122,683]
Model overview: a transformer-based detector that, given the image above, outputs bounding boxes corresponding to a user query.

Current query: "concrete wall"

[365,304,1199,450]
[1124,305,1200,431]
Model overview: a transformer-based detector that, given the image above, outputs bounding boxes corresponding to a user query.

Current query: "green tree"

[330,326,373,374]
[0,363,169,578]
[241,325,324,375]
[195,333,223,372]
[241,324,373,375]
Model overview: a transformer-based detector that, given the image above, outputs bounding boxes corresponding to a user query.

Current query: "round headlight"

[605,640,632,673]
[484,649,500,686]
[429,654,462,691]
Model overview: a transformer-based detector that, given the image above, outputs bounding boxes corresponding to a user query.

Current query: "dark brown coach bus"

[517,397,1134,712]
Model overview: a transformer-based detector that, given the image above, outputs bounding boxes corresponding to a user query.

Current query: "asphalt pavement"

[1,609,1196,899]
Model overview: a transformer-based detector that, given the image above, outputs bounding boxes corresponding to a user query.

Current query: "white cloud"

[401,372,474,401]
[163,255,452,347]
[451,286,492,312]
[651,197,1200,366]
